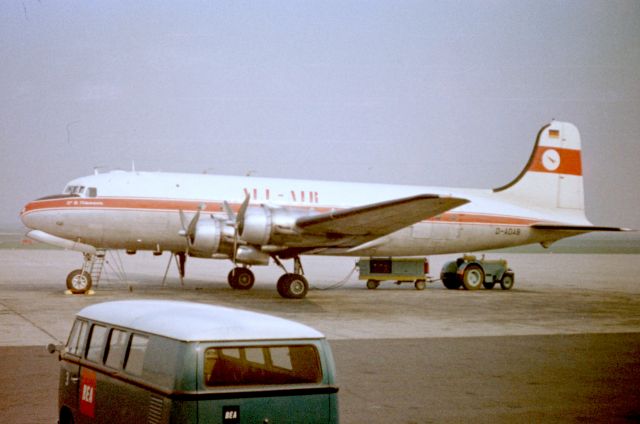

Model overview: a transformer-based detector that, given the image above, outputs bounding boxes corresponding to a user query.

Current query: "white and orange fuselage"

[20,171,581,257]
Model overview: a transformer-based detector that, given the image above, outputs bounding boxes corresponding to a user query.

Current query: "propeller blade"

[236,194,250,236]
[186,205,204,244]
[178,210,188,236]
[227,194,250,266]
[178,203,205,250]
[222,201,235,221]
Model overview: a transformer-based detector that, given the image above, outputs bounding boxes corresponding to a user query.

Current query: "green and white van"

[49,300,339,423]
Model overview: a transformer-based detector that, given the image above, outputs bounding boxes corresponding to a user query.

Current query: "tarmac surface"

[1,250,639,423]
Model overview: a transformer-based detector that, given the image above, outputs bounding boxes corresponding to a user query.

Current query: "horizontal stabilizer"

[296,194,469,238]
[531,224,633,233]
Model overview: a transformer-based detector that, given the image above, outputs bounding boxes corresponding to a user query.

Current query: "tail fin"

[494,121,588,220]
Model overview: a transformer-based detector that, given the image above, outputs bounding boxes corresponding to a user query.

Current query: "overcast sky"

[1,0,639,229]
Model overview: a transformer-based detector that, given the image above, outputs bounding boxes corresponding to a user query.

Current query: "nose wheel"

[66,269,92,294]
[65,251,104,294]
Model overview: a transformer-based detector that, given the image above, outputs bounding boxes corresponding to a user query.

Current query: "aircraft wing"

[294,194,469,245]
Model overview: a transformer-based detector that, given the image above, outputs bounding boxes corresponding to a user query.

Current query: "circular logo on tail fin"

[541,149,561,171]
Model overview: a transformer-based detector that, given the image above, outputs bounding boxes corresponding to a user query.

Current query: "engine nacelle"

[241,206,311,245]
[235,245,270,265]
[190,218,224,257]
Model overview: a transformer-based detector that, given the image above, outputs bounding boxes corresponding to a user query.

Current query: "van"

[48,300,339,423]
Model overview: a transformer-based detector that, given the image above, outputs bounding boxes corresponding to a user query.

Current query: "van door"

[60,320,89,422]
[75,323,108,423]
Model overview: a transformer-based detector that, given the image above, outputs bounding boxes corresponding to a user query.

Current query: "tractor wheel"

[500,273,515,290]
[442,273,462,290]
[462,265,484,290]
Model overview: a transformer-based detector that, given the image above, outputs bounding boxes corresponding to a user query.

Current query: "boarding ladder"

[83,250,106,287]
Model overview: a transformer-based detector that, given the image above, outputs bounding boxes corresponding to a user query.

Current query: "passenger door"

[60,320,89,422]
[75,323,108,423]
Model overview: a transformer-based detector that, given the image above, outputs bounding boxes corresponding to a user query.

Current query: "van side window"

[124,334,149,376]
[66,319,88,357]
[86,324,108,363]
[204,345,322,387]
[270,347,293,370]
[105,329,128,369]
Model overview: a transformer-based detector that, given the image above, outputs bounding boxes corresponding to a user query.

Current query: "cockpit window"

[63,185,87,195]
[87,187,97,197]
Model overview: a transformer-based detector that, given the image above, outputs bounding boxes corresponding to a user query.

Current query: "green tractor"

[440,255,514,291]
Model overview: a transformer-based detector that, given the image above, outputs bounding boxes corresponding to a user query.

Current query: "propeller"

[178,203,205,254]
[169,204,204,285]
[223,194,250,266]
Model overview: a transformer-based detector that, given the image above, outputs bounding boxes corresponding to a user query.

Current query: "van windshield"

[204,345,322,387]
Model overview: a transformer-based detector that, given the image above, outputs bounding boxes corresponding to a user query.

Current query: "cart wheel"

[500,273,515,290]
[366,279,380,290]
[414,280,426,290]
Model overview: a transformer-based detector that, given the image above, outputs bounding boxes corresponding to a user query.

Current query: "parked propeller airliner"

[21,121,626,298]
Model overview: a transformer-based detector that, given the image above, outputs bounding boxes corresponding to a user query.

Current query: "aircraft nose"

[20,198,54,230]
[20,201,37,229]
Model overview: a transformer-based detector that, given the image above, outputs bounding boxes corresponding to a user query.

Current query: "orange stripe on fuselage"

[21,197,539,227]
[529,147,582,176]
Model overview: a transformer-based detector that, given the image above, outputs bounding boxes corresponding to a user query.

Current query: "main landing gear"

[227,267,255,290]
[227,256,309,299]
[275,256,309,299]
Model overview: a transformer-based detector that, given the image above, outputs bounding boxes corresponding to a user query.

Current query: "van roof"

[77,300,324,342]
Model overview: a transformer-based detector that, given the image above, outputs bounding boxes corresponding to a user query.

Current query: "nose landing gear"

[65,251,105,294]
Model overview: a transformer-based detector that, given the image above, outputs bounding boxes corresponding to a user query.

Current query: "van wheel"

[277,273,308,299]
[66,269,92,294]
[500,273,515,290]
[60,408,74,424]
[462,265,484,290]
